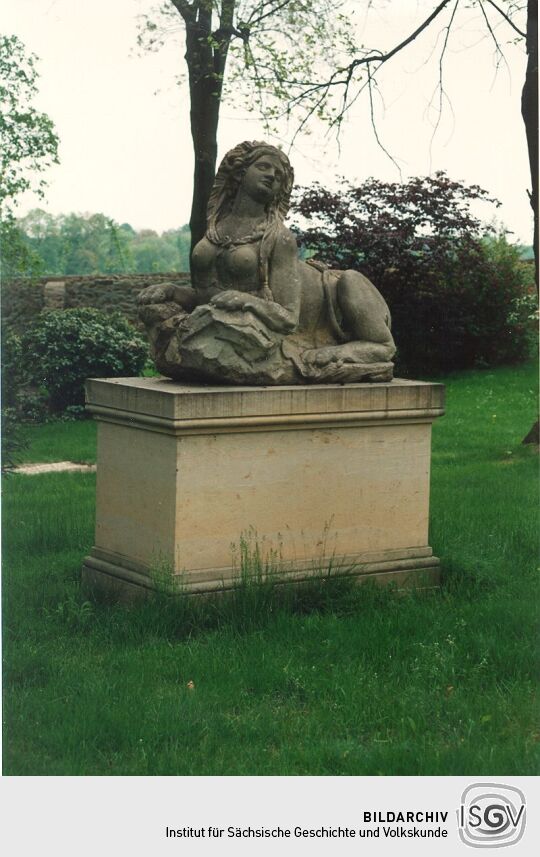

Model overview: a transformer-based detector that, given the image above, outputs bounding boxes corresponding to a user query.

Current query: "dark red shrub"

[291,173,536,374]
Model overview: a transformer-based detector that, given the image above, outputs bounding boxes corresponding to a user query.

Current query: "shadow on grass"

[440,559,500,596]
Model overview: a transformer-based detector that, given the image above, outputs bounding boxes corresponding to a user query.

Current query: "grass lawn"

[2,361,538,775]
[22,419,97,464]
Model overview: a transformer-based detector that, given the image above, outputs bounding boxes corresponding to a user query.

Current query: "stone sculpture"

[137,141,395,385]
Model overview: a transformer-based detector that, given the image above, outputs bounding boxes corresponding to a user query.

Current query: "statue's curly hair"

[205,141,294,298]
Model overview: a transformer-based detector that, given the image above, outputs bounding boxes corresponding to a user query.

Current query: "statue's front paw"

[137,283,177,306]
[210,290,246,311]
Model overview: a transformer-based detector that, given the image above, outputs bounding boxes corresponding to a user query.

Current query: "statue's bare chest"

[216,244,259,280]
[192,236,260,290]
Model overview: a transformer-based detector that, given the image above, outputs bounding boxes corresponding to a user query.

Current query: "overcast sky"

[2,0,533,243]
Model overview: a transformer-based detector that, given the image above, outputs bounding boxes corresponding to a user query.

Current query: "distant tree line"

[4,210,192,277]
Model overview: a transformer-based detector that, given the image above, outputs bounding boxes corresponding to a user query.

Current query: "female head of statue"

[206,141,294,240]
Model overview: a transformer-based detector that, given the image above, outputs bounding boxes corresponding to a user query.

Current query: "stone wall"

[2,272,191,332]
[2,279,46,333]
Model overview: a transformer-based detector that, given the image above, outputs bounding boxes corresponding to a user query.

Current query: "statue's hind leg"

[294,265,396,381]
[336,270,395,356]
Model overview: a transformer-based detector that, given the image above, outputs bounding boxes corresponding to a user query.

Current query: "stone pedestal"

[82,377,444,600]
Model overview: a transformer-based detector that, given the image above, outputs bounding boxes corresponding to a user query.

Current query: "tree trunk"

[522,0,538,290]
[184,12,224,259]
[188,84,220,254]
[521,1,539,446]
[182,3,234,262]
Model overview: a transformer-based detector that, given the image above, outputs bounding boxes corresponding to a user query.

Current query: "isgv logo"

[458,783,526,848]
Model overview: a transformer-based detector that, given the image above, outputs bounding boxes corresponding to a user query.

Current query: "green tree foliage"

[58,213,134,274]
[292,173,537,374]
[0,35,59,278]
[15,210,191,275]
[19,308,148,413]
[128,224,191,272]
[0,36,60,456]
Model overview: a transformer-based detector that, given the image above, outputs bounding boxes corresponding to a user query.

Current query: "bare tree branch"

[483,0,527,37]
[251,2,454,98]
[241,38,272,133]
[347,0,453,73]
[247,0,293,29]
[366,68,403,177]
[289,88,332,148]
[428,0,459,169]
[477,0,511,81]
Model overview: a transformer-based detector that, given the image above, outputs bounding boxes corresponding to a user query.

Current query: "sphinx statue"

[137,141,395,385]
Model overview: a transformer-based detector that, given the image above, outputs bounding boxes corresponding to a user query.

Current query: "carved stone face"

[241,154,285,203]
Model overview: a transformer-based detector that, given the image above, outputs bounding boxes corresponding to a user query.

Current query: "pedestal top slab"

[86,377,444,427]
